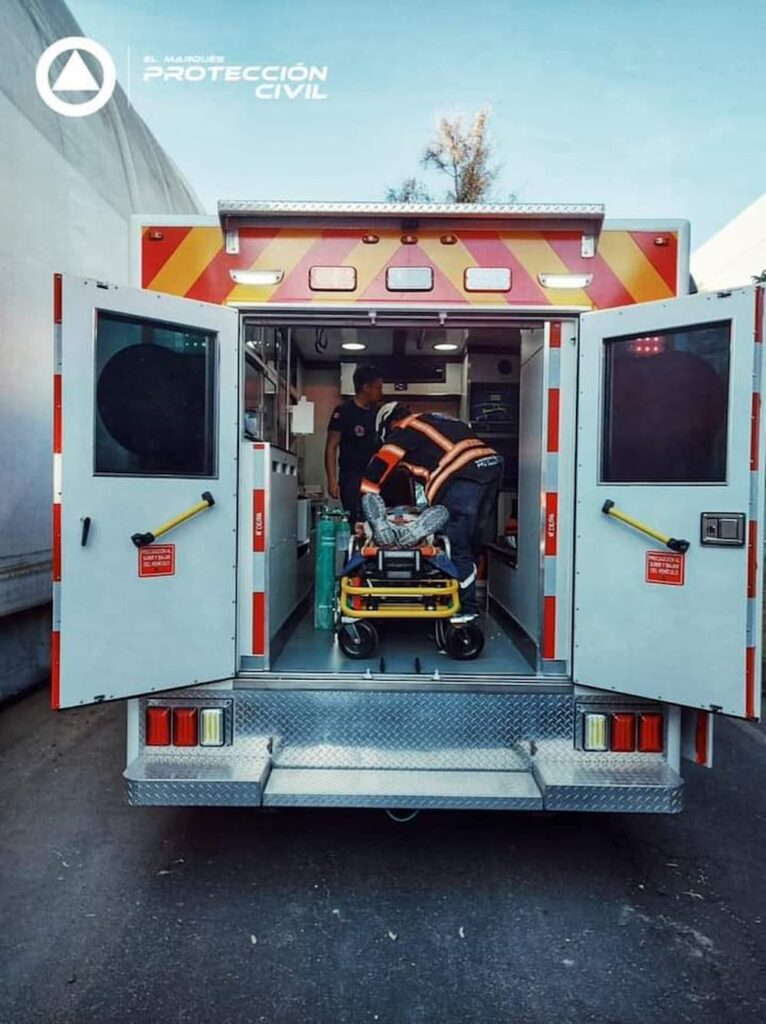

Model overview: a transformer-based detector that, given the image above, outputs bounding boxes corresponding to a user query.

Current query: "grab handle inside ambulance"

[131,492,215,548]
[601,499,689,553]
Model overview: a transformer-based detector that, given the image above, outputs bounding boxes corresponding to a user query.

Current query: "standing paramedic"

[325,365,384,523]
[361,404,502,619]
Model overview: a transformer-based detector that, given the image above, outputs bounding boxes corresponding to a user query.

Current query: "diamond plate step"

[263,767,542,809]
[124,753,271,806]
[535,759,683,813]
[272,743,531,771]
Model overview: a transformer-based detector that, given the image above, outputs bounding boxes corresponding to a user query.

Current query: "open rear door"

[53,276,239,708]
[574,285,764,719]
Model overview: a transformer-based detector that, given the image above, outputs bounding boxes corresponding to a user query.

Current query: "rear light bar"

[145,705,226,747]
[582,710,664,753]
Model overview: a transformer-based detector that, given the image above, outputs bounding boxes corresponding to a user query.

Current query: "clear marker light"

[228,269,284,286]
[199,707,225,747]
[538,272,593,290]
[583,713,609,751]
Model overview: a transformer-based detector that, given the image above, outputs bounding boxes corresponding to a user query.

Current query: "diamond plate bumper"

[124,688,684,812]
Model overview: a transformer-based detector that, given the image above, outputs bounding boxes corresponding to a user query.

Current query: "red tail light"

[145,706,171,746]
[173,707,198,746]
[638,713,664,752]
[610,713,637,752]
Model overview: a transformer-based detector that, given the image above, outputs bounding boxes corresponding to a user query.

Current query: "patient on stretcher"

[361,492,449,549]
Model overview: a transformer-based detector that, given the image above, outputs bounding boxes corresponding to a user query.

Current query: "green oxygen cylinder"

[335,514,351,576]
[314,509,337,630]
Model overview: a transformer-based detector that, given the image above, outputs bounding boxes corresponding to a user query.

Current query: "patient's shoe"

[361,492,398,547]
[396,504,449,548]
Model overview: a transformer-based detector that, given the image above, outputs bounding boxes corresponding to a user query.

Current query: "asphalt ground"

[1,687,765,1024]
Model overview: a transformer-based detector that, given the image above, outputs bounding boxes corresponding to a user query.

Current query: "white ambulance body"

[51,202,764,812]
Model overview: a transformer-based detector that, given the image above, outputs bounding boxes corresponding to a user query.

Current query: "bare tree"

[385,177,432,203]
[422,106,499,203]
[386,106,504,204]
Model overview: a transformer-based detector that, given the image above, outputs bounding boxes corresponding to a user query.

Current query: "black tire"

[444,622,485,660]
[338,620,378,659]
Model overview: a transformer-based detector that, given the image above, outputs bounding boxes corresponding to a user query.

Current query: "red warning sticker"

[645,550,685,586]
[138,544,176,578]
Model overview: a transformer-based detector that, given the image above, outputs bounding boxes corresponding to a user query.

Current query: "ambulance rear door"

[53,276,240,708]
[574,285,764,718]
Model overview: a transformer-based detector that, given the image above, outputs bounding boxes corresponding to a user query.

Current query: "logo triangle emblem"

[52,50,100,92]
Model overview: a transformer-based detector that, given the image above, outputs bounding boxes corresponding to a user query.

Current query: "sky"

[67,0,766,248]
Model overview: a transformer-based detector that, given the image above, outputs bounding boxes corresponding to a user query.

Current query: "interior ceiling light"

[229,268,284,286]
[341,342,366,351]
[538,272,593,290]
[433,342,459,352]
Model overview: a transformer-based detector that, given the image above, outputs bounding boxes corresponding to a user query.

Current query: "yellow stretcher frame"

[339,577,459,619]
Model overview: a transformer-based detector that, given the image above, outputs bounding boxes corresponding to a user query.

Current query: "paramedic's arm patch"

[361,444,406,494]
[327,404,344,433]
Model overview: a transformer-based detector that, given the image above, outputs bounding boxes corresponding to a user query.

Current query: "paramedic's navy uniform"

[328,400,380,523]
[361,412,502,615]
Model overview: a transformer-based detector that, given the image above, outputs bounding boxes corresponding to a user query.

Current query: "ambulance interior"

[243,321,550,679]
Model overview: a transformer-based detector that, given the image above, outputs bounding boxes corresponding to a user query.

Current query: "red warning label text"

[645,550,685,586]
[138,544,176,578]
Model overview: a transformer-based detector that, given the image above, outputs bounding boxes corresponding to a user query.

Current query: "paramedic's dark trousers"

[440,472,501,616]
[339,474,363,524]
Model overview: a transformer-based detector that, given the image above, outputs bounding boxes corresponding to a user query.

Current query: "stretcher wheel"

[444,622,485,660]
[338,620,378,659]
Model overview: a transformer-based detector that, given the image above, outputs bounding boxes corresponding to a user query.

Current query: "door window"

[601,321,730,484]
[94,311,217,476]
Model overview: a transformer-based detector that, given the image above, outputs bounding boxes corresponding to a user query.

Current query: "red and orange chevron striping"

[142,225,678,309]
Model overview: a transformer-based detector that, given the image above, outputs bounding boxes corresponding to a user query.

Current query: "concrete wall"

[692,193,766,291]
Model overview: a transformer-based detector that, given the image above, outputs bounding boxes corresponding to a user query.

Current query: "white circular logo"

[35,37,116,118]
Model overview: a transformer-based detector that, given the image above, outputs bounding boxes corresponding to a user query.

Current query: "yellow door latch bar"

[602,499,689,553]
[131,492,215,548]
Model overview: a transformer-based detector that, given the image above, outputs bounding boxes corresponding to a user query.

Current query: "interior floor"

[270,598,537,677]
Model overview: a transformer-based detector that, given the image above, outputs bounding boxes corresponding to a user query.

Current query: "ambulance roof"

[217,200,605,234]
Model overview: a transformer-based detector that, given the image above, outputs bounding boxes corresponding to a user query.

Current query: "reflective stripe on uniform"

[426,447,499,502]
[432,437,486,476]
[361,444,407,491]
[401,461,430,479]
[399,415,453,451]
[459,564,477,588]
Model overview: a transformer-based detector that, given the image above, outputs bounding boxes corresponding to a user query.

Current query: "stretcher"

[336,499,485,660]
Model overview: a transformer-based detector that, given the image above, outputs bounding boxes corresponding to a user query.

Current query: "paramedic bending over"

[361,403,502,619]
[325,365,384,524]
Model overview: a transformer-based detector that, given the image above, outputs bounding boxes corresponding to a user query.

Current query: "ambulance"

[51,201,764,813]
